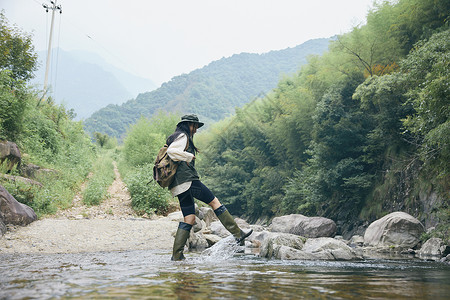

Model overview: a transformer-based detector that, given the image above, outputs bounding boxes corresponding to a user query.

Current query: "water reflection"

[0,250,449,299]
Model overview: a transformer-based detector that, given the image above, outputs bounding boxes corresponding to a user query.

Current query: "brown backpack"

[153,139,188,188]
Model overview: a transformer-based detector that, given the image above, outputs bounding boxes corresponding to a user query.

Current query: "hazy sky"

[2,0,375,85]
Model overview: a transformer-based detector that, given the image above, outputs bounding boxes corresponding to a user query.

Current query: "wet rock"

[259,232,358,261]
[364,212,424,249]
[276,245,318,260]
[270,214,336,238]
[259,232,305,258]
[203,234,222,247]
[0,185,37,226]
[250,224,265,232]
[349,235,364,247]
[302,237,358,260]
[188,231,208,249]
[251,230,271,244]
[417,238,450,258]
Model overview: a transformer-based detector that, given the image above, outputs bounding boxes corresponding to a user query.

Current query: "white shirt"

[167,133,195,197]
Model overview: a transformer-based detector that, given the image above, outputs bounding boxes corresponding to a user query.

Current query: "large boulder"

[270,214,307,233]
[364,212,424,249]
[417,238,450,258]
[302,237,358,260]
[291,217,336,238]
[0,141,21,173]
[275,246,318,260]
[259,232,357,261]
[0,185,37,226]
[270,214,336,238]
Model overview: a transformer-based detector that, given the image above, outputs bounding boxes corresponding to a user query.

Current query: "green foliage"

[0,12,38,82]
[0,70,29,140]
[122,112,178,168]
[125,163,171,215]
[82,151,115,206]
[198,0,449,230]
[93,132,110,148]
[119,112,177,215]
[0,14,97,217]
[401,29,450,178]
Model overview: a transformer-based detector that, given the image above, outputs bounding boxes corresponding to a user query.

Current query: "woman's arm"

[167,134,194,162]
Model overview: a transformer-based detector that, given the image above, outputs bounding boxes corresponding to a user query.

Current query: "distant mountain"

[32,49,157,119]
[84,37,332,138]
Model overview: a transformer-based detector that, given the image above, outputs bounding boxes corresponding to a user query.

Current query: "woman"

[167,114,252,261]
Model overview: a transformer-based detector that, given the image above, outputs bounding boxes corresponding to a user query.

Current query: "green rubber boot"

[214,205,253,246]
[171,222,192,261]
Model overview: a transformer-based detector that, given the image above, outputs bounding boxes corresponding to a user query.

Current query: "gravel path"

[0,163,181,254]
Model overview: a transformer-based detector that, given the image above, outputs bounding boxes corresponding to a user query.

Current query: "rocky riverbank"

[1,163,448,261]
[0,162,179,254]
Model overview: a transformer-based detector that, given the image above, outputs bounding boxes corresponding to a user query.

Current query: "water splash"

[197,236,243,262]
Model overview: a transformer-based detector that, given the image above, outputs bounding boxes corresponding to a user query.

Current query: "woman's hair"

[166,122,199,153]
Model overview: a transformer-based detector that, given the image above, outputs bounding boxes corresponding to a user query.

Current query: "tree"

[93,132,110,148]
[402,29,450,178]
[0,12,37,82]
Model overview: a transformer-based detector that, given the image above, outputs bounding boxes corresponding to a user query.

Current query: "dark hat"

[177,114,204,128]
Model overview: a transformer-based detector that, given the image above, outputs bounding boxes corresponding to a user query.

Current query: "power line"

[42,0,62,96]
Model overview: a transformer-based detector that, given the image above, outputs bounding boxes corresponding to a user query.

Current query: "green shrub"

[123,117,165,167]
[125,164,171,215]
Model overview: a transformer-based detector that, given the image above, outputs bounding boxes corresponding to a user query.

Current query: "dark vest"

[169,135,199,189]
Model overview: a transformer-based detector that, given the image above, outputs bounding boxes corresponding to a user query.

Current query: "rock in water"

[270,214,336,238]
[364,212,424,249]
[418,238,450,258]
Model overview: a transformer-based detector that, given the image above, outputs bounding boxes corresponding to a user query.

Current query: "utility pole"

[42,0,62,95]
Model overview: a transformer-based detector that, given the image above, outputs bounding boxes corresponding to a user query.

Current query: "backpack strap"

[184,136,189,151]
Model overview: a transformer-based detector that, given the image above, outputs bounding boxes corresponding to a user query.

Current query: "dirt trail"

[0,162,181,254]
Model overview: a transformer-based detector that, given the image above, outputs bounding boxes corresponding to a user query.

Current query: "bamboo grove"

[197,0,449,236]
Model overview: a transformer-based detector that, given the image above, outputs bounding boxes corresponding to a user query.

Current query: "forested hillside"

[83,38,331,138]
[197,0,449,238]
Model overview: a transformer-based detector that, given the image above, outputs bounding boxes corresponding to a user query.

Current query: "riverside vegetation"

[1,0,449,247]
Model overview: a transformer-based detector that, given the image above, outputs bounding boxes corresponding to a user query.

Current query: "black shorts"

[177,180,215,216]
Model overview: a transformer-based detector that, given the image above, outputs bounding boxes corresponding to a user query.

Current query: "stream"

[1,238,449,299]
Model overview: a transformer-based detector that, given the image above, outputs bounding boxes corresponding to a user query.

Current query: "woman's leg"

[207,197,222,210]
[172,189,196,261]
[189,181,253,245]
